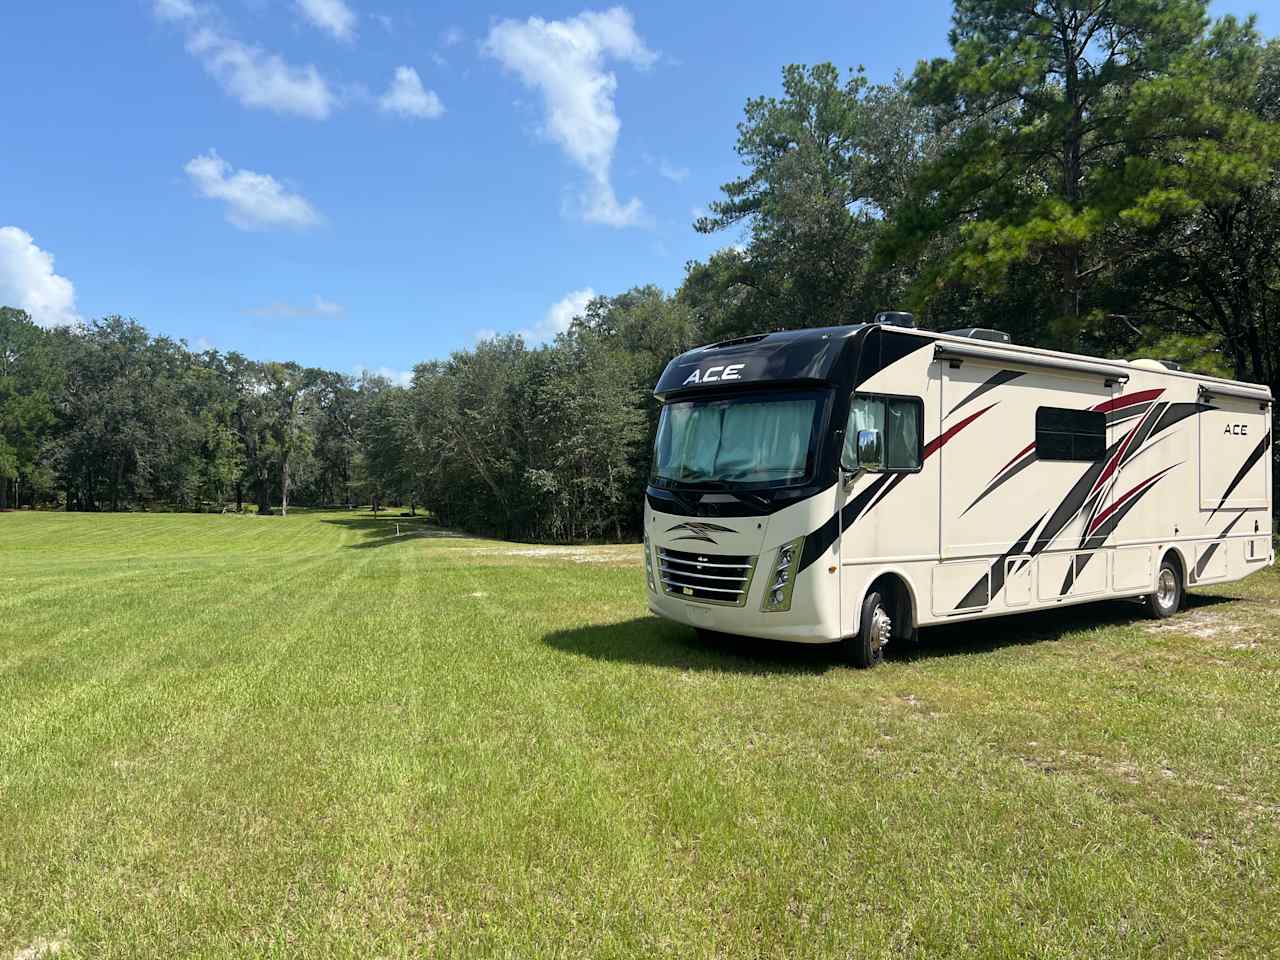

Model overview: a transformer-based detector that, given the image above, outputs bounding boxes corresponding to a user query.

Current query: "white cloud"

[185,151,322,231]
[353,364,413,386]
[657,158,689,182]
[472,288,596,344]
[186,27,336,118]
[483,8,656,228]
[153,0,198,21]
[295,0,357,42]
[440,25,464,47]
[245,295,344,318]
[541,287,595,336]
[153,2,336,119]
[313,296,345,316]
[643,153,689,183]
[0,227,80,328]
[378,67,444,119]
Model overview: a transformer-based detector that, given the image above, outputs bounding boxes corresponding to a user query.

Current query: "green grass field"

[2,510,1278,958]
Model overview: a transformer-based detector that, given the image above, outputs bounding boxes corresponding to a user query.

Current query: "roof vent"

[1130,358,1183,372]
[872,311,915,328]
[944,327,1011,344]
[705,334,767,350]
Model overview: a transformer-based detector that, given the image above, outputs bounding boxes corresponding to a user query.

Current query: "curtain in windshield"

[654,395,818,485]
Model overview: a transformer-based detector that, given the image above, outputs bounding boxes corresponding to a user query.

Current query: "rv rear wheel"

[844,590,890,669]
[1145,558,1183,619]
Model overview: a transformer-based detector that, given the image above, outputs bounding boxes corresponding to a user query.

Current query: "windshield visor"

[652,390,827,489]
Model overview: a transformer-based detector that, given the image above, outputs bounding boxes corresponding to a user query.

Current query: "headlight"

[761,535,804,612]
[643,534,656,591]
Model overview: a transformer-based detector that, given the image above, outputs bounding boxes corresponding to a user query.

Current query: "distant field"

[2,510,1278,958]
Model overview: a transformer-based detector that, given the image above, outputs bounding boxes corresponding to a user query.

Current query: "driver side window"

[842,394,922,472]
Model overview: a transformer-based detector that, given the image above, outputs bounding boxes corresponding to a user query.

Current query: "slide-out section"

[1199,397,1269,512]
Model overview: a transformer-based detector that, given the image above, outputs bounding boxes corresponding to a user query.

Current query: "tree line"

[3,0,1278,536]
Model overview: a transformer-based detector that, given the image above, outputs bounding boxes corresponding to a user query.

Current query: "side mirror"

[856,429,883,471]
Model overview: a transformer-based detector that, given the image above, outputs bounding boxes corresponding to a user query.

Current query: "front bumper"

[646,571,840,644]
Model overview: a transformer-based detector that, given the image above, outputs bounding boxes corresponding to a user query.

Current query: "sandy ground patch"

[13,938,67,960]
[1145,611,1244,641]
[477,545,642,564]
[1143,608,1258,642]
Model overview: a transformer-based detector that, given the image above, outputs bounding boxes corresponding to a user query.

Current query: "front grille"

[657,546,757,606]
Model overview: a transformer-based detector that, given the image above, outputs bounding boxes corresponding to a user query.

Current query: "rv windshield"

[652,390,825,488]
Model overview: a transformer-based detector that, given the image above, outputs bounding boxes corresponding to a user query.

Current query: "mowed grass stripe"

[0,510,1277,957]
[0,550,334,780]
[0,550,361,955]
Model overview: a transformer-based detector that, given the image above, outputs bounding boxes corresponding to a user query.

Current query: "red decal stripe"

[1090,421,1141,497]
[924,403,996,460]
[1090,388,1164,414]
[1087,466,1174,535]
[995,441,1036,476]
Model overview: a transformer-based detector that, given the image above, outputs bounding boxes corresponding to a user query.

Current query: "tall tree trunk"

[256,470,272,516]
[280,455,290,517]
[1058,15,1084,337]
[110,459,122,512]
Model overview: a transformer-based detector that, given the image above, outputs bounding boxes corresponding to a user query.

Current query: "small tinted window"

[1036,407,1106,462]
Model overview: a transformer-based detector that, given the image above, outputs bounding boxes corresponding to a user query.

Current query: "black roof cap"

[654,324,866,400]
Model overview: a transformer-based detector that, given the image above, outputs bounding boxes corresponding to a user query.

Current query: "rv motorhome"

[643,318,1274,667]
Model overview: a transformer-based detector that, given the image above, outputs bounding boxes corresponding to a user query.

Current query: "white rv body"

[644,324,1274,648]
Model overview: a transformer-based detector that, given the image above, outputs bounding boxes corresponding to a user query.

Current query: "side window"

[843,394,922,471]
[1036,407,1106,461]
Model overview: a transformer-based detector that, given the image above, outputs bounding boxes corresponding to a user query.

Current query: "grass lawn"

[2,509,1278,958]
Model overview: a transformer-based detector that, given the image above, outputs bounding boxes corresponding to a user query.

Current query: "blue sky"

[1,0,1274,382]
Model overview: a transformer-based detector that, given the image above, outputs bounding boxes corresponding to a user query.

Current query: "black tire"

[1145,557,1183,619]
[843,589,890,669]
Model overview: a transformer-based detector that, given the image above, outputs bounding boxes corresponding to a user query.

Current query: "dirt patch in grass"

[12,937,68,960]
[1141,601,1279,651]
[1016,746,1280,823]
[1143,609,1246,641]
[480,545,641,565]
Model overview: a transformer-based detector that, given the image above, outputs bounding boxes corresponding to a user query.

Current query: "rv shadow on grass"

[543,616,841,675]
[545,594,1241,673]
[898,591,1238,663]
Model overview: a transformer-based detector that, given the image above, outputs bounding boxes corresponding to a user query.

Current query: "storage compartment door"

[1194,541,1229,583]
[932,560,991,616]
[1113,546,1152,592]
[1004,556,1033,607]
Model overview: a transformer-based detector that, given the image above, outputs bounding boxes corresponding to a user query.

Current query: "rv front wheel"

[1145,558,1183,619]
[844,590,890,669]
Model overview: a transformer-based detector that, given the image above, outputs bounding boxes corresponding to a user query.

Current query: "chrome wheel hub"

[1156,569,1178,610]
[870,605,892,652]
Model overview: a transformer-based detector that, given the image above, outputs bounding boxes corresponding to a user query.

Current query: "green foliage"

[405,289,694,541]
[688,66,936,339]
[881,2,1273,339]
[0,307,61,508]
